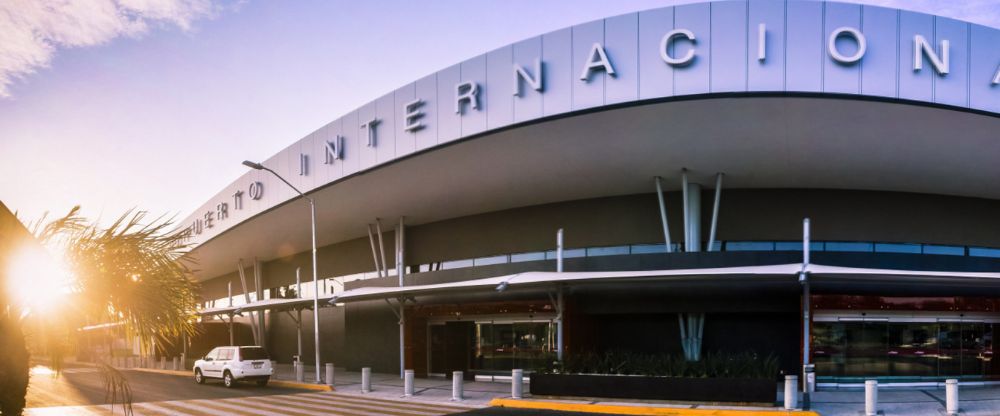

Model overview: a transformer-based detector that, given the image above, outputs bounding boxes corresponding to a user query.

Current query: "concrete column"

[784,375,798,410]
[865,379,878,416]
[452,371,464,401]
[325,363,335,386]
[946,379,959,415]
[404,370,415,397]
[512,369,523,399]
[362,367,372,393]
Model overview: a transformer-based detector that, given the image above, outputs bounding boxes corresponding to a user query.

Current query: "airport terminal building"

[184,0,1000,386]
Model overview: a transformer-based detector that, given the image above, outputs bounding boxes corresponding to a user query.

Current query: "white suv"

[194,346,273,388]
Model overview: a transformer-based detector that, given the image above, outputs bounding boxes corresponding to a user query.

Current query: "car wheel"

[223,371,235,388]
[256,377,269,387]
[194,369,205,385]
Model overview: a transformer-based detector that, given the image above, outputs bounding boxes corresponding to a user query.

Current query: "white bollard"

[361,367,372,393]
[326,363,335,386]
[512,369,524,399]
[946,379,959,415]
[160,356,166,370]
[865,379,878,416]
[452,371,464,401]
[784,375,799,410]
[181,353,186,370]
[172,357,179,371]
[295,362,305,382]
[404,370,415,397]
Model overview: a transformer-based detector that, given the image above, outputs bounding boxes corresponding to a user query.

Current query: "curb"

[488,398,821,416]
[130,368,333,391]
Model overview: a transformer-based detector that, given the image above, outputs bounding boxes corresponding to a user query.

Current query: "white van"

[193,346,273,387]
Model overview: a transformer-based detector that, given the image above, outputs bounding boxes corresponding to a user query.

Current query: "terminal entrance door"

[813,318,996,381]
[428,318,555,377]
[428,321,474,378]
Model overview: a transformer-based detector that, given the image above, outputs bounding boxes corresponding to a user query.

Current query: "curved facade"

[186,1,1000,385]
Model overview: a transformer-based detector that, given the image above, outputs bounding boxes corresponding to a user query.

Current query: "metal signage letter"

[324,135,344,163]
[217,202,229,220]
[513,58,543,96]
[299,153,308,176]
[232,190,244,210]
[579,43,616,81]
[993,63,1000,85]
[828,27,867,64]
[403,99,425,132]
[361,118,380,147]
[659,29,696,66]
[248,181,263,200]
[758,24,766,62]
[455,81,480,114]
[913,35,949,75]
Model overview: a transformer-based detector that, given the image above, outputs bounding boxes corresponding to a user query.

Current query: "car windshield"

[239,347,269,360]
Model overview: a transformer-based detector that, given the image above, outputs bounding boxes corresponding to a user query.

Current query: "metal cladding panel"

[934,18,970,108]
[747,0,785,91]
[269,148,290,202]
[317,120,342,184]
[542,27,573,116]
[604,13,639,104]
[711,1,748,93]
[512,37,544,122]
[393,83,417,157]
[486,46,514,130]
[970,25,1000,113]
[860,6,899,98]
[288,137,305,193]
[460,54,489,137]
[898,11,935,103]
[437,64,462,145]
[341,111,361,176]
[413,74,438,151]
[822,2,862,94]
[572,20,606,110]
[300,130,318,191]
[673,3,711,96]
[785,1,823,92]
[375,92,396,164]
[638,6,675,99]
[357,101,378,169]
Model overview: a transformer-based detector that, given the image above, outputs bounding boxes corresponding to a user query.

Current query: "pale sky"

[1,0,998,226]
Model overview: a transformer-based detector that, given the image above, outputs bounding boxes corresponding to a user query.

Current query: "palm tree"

[3,206,200,415]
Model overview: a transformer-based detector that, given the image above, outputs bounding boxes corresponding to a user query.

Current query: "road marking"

[25,391,475,416]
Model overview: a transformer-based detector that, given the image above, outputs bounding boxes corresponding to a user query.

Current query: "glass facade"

[472,321,555,373]
[814,321,996,381]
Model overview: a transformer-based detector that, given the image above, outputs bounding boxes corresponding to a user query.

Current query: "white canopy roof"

[194,263,1000,317]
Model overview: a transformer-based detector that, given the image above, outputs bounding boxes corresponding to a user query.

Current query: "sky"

[1,0,998,227]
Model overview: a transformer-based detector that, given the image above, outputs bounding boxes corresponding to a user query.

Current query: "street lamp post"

[242,160,322,384]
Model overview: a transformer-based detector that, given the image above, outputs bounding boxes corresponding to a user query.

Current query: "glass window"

[969,247,1000,258]
[441,259,474,270]
[875,243,922,254]
[474,255,508,266]
[923,245,965,256]
[725,241,775,251]
[239,347,269,361]
[510,252,545,263]
[204,348,220,360]
[630,244,667,254]
[545,249,585,260]
[218,348,234,361]
[825,242,873,252]
[705,241,722,252]
[586,246,628,257]
[775,242,824,251]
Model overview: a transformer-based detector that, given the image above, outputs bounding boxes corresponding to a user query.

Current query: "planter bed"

[529,373,776,403]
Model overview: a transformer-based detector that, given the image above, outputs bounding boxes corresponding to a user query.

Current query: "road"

[25,362,477,415]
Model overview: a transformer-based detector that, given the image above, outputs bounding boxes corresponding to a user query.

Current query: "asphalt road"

[25,362,303,409]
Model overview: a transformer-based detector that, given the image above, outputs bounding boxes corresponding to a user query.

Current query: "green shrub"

[543,350,779,380]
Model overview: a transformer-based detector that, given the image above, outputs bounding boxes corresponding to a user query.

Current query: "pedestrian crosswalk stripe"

[248,394,424,416]
[279,393,455,416]
[301,392,476,413]
[26,391,478,416]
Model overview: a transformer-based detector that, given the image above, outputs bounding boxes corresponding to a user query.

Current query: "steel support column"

[707,173,723,251]
[654,177,673,253]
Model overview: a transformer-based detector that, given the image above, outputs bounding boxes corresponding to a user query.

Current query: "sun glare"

[6,245,75,315]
